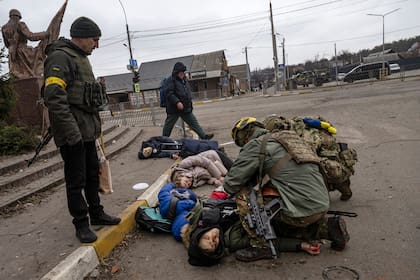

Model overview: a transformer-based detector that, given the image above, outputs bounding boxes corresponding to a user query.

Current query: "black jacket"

[165,62,193,114]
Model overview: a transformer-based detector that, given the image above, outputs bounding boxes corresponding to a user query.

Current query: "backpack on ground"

[135,205,172,233]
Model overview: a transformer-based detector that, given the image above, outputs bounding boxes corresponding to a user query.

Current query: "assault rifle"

[245,189,283,259]
[27,128,53,167]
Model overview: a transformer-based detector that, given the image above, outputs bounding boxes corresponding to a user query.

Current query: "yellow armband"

[45,76,67,89]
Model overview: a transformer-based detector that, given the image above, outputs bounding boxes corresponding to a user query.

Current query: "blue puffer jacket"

[158,182,197,241]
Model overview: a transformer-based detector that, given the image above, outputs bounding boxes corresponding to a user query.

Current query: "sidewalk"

[0,126,175,280]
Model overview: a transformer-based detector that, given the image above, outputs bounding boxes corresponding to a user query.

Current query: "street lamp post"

[118,0,143,102]
[367,8,400,79]
[118,0,134,68]
[269,2,280,94]
[276,33,287,89]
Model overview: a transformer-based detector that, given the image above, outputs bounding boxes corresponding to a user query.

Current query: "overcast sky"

[1,0,419,77]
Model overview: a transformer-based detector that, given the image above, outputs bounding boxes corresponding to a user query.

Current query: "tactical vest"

[270,130,320,165]
[264,131,357,188]
[263,116,358,187]
[57,47,108,111]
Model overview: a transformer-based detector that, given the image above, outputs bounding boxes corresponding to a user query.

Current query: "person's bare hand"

[176,102,184,110]
[172,153,180,160]
[214,178,223,186]
[300,242,321,255]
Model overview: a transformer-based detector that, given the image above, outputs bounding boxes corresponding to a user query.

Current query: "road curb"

[40,246,99,280]
[40,161,176,279]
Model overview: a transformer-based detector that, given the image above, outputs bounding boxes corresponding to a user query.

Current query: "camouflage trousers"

[236,187,328,248]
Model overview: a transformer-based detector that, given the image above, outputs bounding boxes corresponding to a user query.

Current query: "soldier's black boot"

[328,216,350,251]
[336,179,352,201]
[235,247,273,262]
[76,227,97,243]
[90,212,121,225]
[201,133,214,140]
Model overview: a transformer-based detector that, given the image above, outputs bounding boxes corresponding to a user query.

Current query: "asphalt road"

[92,78,420,279]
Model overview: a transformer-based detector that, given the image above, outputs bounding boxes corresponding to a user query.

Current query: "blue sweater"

[158,182,197,241]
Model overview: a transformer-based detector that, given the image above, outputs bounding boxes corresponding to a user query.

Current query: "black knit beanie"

[70,17,102,38]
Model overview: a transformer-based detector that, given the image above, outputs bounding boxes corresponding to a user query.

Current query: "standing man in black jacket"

[162,62,213,140]
[43,17,121,243]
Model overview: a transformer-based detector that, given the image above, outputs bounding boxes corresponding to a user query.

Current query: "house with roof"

[229,64,250,93]
[100,50,230,105]
[188,50,229,98]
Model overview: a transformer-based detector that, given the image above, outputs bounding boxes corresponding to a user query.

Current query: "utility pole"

[244,46,251,92]
[282,37,286,89]
[367,8,400,79]
[269,1,280,94]
[334,43,338,85]
[118,0,143,102]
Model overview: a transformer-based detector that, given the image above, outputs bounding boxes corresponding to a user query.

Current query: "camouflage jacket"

[223,128,330,218]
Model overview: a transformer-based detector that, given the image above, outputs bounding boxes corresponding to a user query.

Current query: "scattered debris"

[111,266,120,274]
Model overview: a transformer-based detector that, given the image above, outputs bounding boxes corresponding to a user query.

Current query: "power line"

[98,0,351,50]
[129,0,343,39]
[248,25,420,48]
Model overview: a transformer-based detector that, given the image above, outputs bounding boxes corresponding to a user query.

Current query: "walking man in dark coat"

[162,62,213,140]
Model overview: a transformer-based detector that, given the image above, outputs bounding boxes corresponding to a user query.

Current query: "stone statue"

[1,1,68,79]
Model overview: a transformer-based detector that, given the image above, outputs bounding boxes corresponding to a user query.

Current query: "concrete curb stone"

[40,160,177,279]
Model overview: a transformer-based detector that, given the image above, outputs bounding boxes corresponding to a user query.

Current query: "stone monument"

[1,1,68,128]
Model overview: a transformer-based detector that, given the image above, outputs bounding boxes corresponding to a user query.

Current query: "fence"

[99,99,188,138]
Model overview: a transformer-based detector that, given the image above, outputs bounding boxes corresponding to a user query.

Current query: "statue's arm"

[1,29,10,48]
[19,22,48,41]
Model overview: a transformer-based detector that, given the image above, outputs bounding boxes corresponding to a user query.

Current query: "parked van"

[343,62,390,83]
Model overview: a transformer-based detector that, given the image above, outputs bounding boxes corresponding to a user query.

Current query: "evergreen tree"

[0,44,16,123]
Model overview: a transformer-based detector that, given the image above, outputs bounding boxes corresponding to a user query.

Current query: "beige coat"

[172,150,227,188]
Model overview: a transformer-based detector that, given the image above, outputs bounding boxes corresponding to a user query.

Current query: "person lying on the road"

[138,136,218,160]
[138,136,234,170]
[170,150,228,189]
[181,201,322,267]
[157,170,197,241]
[220,117,350,262]
[157,173,322,266]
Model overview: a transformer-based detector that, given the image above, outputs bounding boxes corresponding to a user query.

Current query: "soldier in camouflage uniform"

[222,117,350,262]
[43,17,120,243]
[263,115,358,201]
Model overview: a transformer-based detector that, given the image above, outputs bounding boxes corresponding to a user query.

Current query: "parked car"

[390,63,401,73]
[337,73,346,81]
[343,62,390,83]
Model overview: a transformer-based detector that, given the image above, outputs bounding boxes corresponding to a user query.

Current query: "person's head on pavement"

[187,208,225,266]
[173,170,193,188]
[142,147,153,158]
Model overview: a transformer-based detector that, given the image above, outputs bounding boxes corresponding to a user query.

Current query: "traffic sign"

[133,83,140,93]
[129,59,138,70]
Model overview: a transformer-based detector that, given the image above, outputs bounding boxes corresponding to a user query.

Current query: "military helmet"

[231,117,264,147]
[9,9,22,19]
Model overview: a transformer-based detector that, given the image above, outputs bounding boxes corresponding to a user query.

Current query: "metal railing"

[99,99,189,138]
[100,100,165,127]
